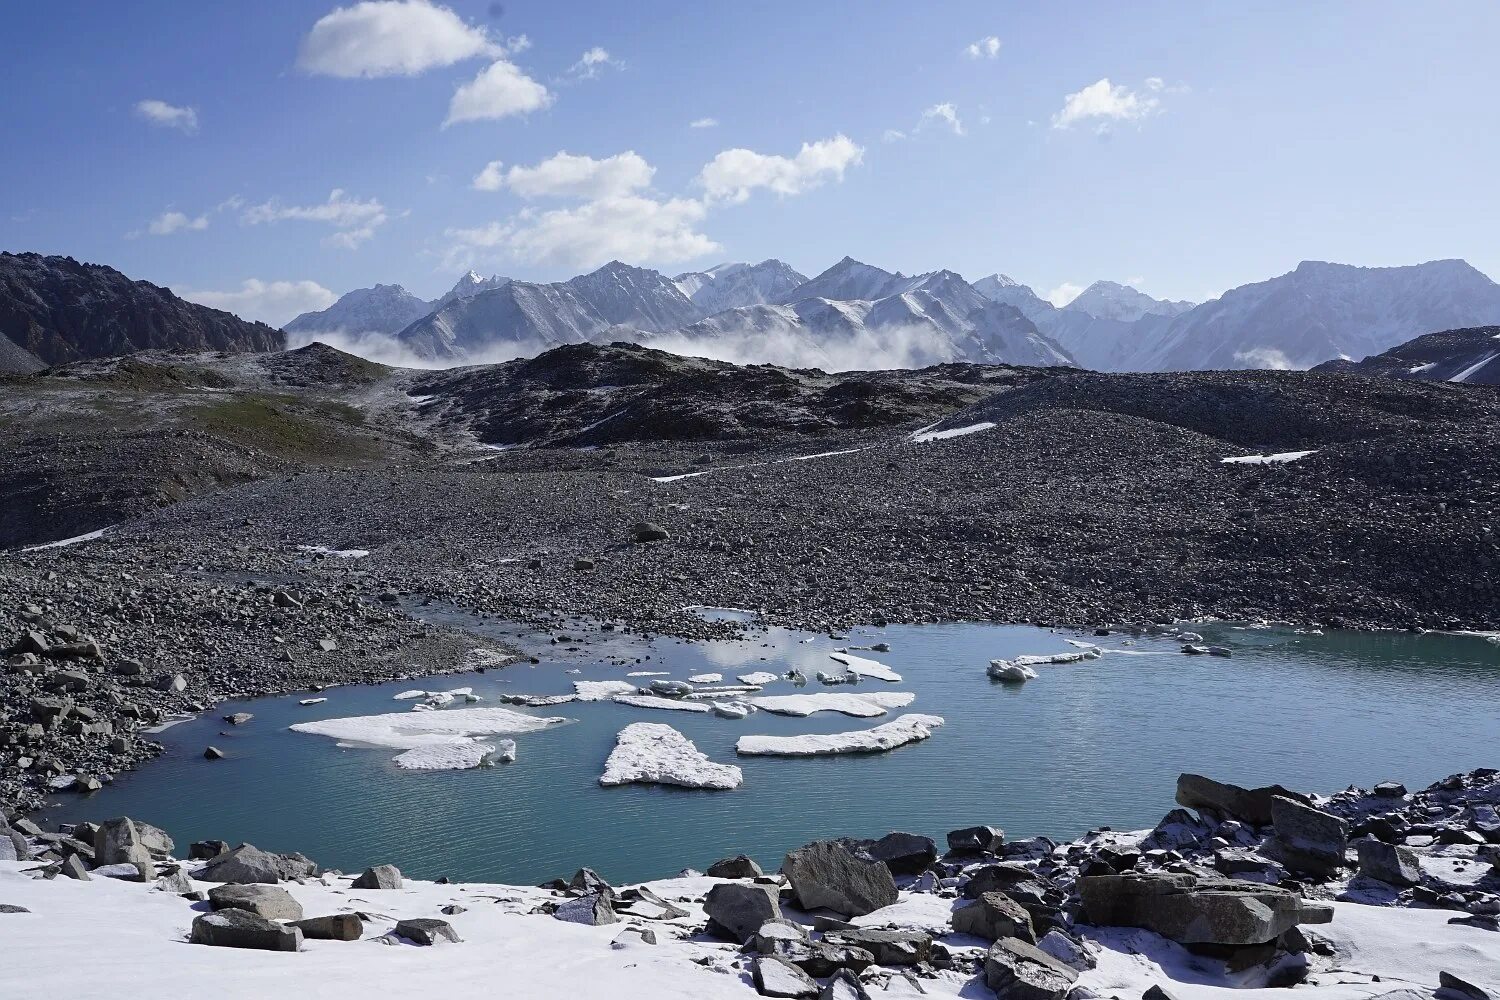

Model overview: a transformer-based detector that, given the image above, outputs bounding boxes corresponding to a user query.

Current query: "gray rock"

[782,840,897,917]
[819,970,873,1000]
[1037,928,1096,971]
[566,867,612,897]
[203,746,224,760]
[155,871,195,894]
[1078,873,1314,946]
[761,939,875,978]
[351,864,402,890]
[704,882,781,943]
[984,936,1079,1000]
[1143,987,1186,1000]
[1373,781,1408,798]
[292,914,364,941]
[822,928,931,966]
[706,854,765,879]
[752,956,819,998]
[948,825,1006,854]
[190,909,302,952]
[752,918,810,952]
[1438,971,1492,1000]
[197,844,317,884]
[963,863,1036,898]
[1272,795,1349,875]
[953,891,1036,943]
[190,840,229,860]
[629,522,670,543]
[610,926,658,948]
[554,891,618,925]
[61,854,91,880]
[393,918,460,945]
[1356,840,1422,887]
[865,832,936,875]
[1175,773,1303,826]
[208,884,304,921]
[223,712,254,725]
[0,904,31,914]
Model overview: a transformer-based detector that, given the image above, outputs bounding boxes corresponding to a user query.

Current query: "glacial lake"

[42,615,1500,885]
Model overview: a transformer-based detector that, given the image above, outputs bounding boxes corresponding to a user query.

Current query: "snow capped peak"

[437,270,511,309]
[284,282,434,335]
[674,259,809,314]
[1063,280,1194,322]
[776,257,903,304]
[976,273,1023,289]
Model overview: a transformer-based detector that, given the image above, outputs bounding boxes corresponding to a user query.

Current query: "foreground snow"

[599,723,742,789]
[736,714,944,756]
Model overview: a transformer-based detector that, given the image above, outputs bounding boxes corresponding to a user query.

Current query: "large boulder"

[863,832,937,876]
[1176,773,1300,826]
[752,956,819,998]
[953,891,1036,943]
[782,840,897,917]
[819,969,873,1000]
[208,884,303,921]
[291,914,364,941]
[393,918,460,945]
[760,940,875,978]
[190,909,302,952]
[1271,795,1349,875]
[948,825,1005,854]
[704,882,781,943]
[707,854,765,879]
[197,844,317,884]
[1078,873,1322,946]
[822,928,931,966]
[984,937,1079,1000]
[351,864,402,890]
[94,817,158,870]
[1356,840,1422,887]
[963,863,1035,899]
[554,892,618,926]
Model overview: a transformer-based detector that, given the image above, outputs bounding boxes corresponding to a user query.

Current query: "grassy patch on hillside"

[186,393,387,462]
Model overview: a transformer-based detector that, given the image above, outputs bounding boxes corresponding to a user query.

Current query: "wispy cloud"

[1052,77,1168,131]
[919,102,965,136]
[134,99,198,133]
[241,189,388,249]
[180,279,337,326]
[568,46,621,80]
[697,135,864,204]
[965,35,1001,60]
[128,210,210,239]
[689,117,719,129]
[1045,281,1084,307]
[445,196,717,271]
[297,0,496,77]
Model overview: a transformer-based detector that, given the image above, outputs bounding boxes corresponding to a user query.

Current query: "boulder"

[752,918,810,952]
[1356,840,1422,887]
[629,522,670,543]
[190,909,302,952]
[155,871,195,894]
[351,864,402,890]
[953,891,1036,943]
[92,818,155,877]
[208,884,304,921]
[610,926,658,948]
[819,970,873,1000]
[752,956,819,998]
[1438,971,1492,1000]
[1078,873,1313,946]
[761,940,875,978]
[1176,773,1306,826]
[393,918,460,945]
[203,746,224,760]
[822,928,931,966]
[864,832,937,875]
[61,854,91,880]
[554,892,618,925]
[190,840,229,860]
[1271,795,1348,875]
[984,937,1079,1000]
[224,713,254,726]
[1037,928,1096,971]
[197,844,317,884]
[782,840,897,917]
[292,914,364,941]
[707,854,765,879]
[963,863,1035,899]
[566,867,612,897]
[948,825,1005,854]
[704,882,781,943]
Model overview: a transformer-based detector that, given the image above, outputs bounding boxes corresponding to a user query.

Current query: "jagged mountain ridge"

[672,260,808,314]
[0,251,284,367]
[285,283,434,337]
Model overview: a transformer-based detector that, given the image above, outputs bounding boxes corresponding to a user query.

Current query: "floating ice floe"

[573,680,638,701]
[21,527,112,551]
[627,671,671,678]
[613,694,711,713]
[648,679,695,697]
[737,713,945,756]
[683,685,762,698]
[298,697,327,706]
[736,671,780,686]
[289,706,568,772]
[828,651,902,682]
[911,421,996,443]
[987,660,1038,682]
[296,545,370,559]
[1014,649,1099,666]
[748,691,916,718]
[500,693,578,708]
[711,701,753,719]
[1221,450,1318,465]
[687,673,723,684]
[599,723,742,789]
[395,743,499,770]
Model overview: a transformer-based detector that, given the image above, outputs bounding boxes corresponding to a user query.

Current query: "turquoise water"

[42,615,1500,885]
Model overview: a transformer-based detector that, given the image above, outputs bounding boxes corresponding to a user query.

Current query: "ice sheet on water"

[736,714,944,756]
[599,723,742,789]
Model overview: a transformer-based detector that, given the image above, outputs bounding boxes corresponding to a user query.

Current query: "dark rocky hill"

[0,251,284,366]
[1314,325,1500,386]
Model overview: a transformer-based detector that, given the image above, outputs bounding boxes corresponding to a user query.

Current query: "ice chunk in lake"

[736,714,945,757]
[828,651,901,682]
[748,691,916,718]
[1221,450,1317,465]
[688,673,723,684]
[574,680,638,701]
[298,697,327,706]
[737,671,780,686]
[395,743,498,770]
[1014,650,1097,666]
[599,723,742,789]
[290,706,568,759]
[613,694,711,713]
[627,671,671,677]
[988,659,1038,682]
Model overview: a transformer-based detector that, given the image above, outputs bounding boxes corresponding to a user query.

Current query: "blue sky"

[3,0,1498,324]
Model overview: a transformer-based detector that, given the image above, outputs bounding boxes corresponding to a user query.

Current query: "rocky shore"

[2,769,1496,999]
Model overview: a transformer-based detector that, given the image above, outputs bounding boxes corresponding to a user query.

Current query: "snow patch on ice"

[828,651,901,682]
[688,673,723,684]
[736,671,780,686]
[290,706,568,761]
[748,691,916,718]
[613,694,711,713]
[599,723,742,789]
[574,680,638,701]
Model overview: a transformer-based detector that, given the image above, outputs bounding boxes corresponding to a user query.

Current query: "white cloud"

[689,117,719,129]
[965,36,1001,59]
[146,211,209,236]
[241,189,388,249]
[445,59,552,125]
[445,195,718,271]
[181,279,337,327]
[919,102,965,136]
[1052,77,1162,130]
[697,134,864,204]
[476,151,654,199]
[882,129,907,143]
[1045,282,1085,307]
[134,99,198,133]
[297,0,496,78]
[569,46,620,79]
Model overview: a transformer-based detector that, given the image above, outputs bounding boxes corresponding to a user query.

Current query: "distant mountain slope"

[1314,326,1500,386]
[1141,260,1500,372]
[284,283,434,337]
[564,260,700,331]
[972,274,1057,324]
[396,280,612,362]
[0,332,45,373]
[673,260,808,313]
[1062,280,1194,322]
[0,251,283,365]
[436,270,512,309]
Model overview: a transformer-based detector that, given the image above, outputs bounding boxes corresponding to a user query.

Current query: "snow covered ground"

[1221,450,1318,465]
[2,862,1494,1000]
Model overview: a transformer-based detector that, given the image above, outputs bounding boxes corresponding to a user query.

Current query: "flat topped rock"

[393,918,460,946]
[190,909,301,952]
[207,884,303,922]
[984,936,1078,1000]
[351,864,402,890]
